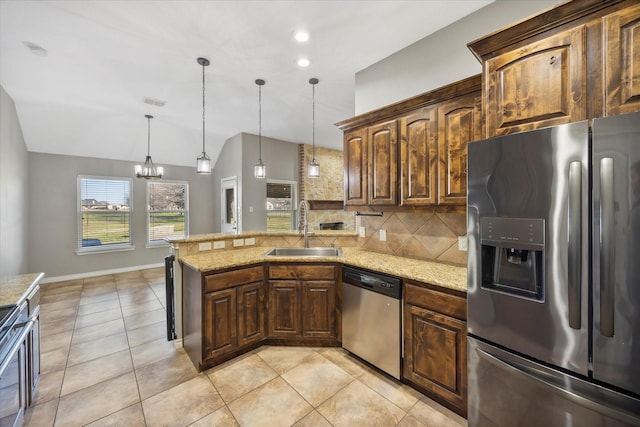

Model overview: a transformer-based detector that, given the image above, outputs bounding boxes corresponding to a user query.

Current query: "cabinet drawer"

[268,264,335,280]
[205,266,264,293]
[404,282,466,321]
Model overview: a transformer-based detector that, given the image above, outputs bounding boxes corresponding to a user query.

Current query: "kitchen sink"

[263,247,343,257]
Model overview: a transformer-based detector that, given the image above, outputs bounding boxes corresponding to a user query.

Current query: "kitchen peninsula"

[171,231,468,415]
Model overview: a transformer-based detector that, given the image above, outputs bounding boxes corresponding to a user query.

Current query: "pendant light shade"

[196,57,211,174]
[135,115,163,179]
[254,78,266,179]
[308,78,320,178]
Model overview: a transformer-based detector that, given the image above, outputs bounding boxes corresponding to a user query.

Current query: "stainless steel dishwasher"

[342,265,402,379]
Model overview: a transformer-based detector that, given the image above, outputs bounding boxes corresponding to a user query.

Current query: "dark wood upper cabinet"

[468,0,640,138]
[399,108,437,206]
[604,3,640,116]
[343,128,368,207]
[368,120,398,206]
[337,75,482,210]
[437,94,481,205]
[484,26,587,136]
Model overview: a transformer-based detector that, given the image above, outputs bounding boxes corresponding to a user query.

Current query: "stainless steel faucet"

[298,200,311,248]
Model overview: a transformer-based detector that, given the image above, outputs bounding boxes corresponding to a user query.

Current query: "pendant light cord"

[202,62,206,153]
[312,82,315,162]
[258,82,262,161]
[147,115,151,156]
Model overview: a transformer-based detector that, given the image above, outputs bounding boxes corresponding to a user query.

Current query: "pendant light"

[308,78,320,178]
[254,78,266,179]
[196,57,211,174]
[135,114,163,179]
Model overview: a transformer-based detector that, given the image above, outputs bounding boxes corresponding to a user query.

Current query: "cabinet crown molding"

[467,0,630,62]
[335,74,481,132]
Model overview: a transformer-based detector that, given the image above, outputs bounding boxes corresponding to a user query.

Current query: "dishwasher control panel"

[342,266,401,299]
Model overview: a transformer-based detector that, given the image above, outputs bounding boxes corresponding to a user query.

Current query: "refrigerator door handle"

[476,347,638,425]
[599,157,615,337]
[568,161,582,329]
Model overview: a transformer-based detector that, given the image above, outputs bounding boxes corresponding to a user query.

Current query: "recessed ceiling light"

[294,31,309,43]
[22,41,47,57]
[297,58,310,68]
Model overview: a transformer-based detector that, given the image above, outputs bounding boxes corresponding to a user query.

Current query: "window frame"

[146,180,189,247]
[266,179,298,232]
[77,175,134,255]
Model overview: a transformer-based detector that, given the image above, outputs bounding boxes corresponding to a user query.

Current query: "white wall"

[212,133,243,233]
[27,152,216,278]
[0,86,29,278]
[241,133,300,232]
[212,132,300,233]
[355,0,559,114]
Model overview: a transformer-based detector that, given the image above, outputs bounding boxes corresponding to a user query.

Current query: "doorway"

[221,177,238,234]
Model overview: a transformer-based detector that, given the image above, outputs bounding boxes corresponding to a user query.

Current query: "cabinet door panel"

[203,289,237,360]
[404,303,467,413]
[437,95,481,205]
[368,120,398,205]
[400,109,437,206]
[302,281,336,338]
[344,129,368,206]
[486,26,586,136]
[604,4,640,116]
[237,282,265,347]
[267,281,301,337]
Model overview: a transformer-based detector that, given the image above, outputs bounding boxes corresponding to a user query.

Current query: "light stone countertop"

[180,246,467,293]
[167,230,357,244]
[0,272,45,306]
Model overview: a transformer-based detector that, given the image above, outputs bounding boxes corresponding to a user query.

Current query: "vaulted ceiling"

[0,1,492,168]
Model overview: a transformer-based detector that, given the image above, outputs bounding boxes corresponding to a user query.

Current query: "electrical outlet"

[233,239,244,247]
[244,237,255,246]
[379,229,387,242]
[458,235,468,251]
[213,241,225,250]
[198,242,212,251]
[249,206,254,213]
[359,226,366,238]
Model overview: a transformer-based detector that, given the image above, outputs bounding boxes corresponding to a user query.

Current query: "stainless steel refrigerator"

[467,112,640,426]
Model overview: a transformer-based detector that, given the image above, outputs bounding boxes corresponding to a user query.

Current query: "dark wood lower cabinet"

[203,288,237,360]
[302,281,335,338]
[237,282,265,347]
[183,264,265,371]
[403,281,467,417]
[267,263,339,342]
[184,260,469,417]
[183,262,340,371]
[267,281,301,337]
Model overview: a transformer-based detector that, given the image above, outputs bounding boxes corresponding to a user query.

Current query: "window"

[266,180,297,231]
[147,181,188,245]
[78,176,133,253]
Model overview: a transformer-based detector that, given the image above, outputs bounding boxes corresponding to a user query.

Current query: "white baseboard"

[40,262,164,284]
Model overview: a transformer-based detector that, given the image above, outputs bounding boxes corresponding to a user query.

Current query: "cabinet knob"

[550,56,557,65]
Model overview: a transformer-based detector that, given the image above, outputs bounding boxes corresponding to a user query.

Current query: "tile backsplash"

[357,210,467,266]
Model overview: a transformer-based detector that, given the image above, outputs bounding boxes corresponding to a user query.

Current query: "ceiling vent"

[143,97,166,107]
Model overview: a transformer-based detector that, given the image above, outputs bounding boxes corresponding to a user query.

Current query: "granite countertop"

[167,230,357,244]
[0,272,45,306]
[180,247,467,293]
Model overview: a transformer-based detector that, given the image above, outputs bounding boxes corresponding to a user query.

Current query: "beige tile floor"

[25,267,467,427]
